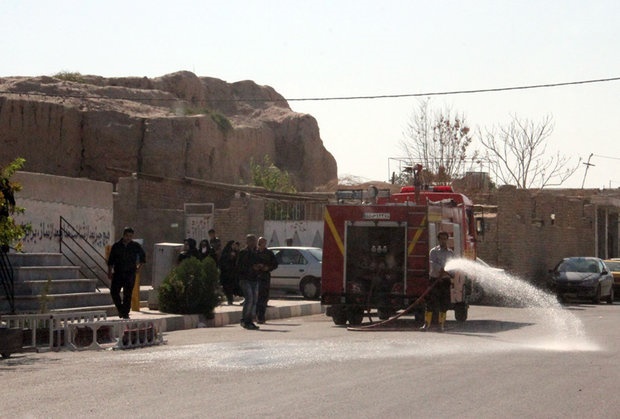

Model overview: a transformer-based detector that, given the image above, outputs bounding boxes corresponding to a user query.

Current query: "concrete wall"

[264,220,324,248]
[13,171,113,254]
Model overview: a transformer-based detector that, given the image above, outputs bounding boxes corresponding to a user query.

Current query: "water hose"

[347,280,438,331]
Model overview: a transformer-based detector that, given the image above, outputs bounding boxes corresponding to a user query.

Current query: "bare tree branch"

[479,115,581,189]
[400,98,478,184]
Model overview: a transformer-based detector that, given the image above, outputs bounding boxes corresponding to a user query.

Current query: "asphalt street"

[1,303,619,418]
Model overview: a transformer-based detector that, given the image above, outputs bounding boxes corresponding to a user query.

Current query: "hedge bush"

[158,256,222,318]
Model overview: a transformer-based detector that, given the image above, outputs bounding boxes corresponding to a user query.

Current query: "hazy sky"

[3,1,619,189]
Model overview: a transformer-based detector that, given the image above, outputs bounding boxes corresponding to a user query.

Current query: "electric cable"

[0,76,619,103]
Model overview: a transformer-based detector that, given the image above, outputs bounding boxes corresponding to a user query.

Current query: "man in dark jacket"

[255,237,278,324]
[236,234,260,330]
[107,227,146,319]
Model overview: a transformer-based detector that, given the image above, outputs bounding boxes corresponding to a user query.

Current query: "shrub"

[158,256,221,318]
[53,71,85,83]
[1,157,30,252]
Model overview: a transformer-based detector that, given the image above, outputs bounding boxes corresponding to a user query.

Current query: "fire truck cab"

[321,185,477,326]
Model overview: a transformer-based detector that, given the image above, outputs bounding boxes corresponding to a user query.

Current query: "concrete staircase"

[1,253,148,315]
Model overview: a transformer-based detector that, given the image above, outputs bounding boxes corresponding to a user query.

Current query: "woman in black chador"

[218,240,240,305]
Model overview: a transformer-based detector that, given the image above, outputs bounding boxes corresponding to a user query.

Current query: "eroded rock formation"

[0,71,337,191]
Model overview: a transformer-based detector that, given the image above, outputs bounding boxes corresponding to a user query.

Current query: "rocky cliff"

[0,71,337,191]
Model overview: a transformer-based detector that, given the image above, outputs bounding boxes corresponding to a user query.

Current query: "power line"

[0,76,619,103]
[592,154,620,161]
[285,76,620,102]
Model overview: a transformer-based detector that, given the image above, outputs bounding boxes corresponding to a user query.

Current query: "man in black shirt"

[107,227,146,319]
[255,237,278,324]
[236,234,260,330]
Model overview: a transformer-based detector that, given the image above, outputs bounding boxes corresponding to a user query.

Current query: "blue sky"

[2,1,619,188]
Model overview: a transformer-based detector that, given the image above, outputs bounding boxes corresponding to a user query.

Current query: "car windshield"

[307,248,322,262]
[604,261,620,271]
[557,259,598,273]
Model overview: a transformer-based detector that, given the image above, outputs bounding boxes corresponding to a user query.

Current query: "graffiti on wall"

[264,220,324,248]
[22,221,111,248]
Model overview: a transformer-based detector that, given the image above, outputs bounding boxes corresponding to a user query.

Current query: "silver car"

[269,247,322,299]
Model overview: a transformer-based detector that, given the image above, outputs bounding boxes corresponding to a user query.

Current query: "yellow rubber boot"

[421,311,433,331]
[439,312,447,332]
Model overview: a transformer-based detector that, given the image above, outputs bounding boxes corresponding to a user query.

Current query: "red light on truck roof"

[399,185,453,193]
[432,185,453,192]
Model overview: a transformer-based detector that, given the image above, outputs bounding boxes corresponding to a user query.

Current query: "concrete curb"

[134,301,325,333]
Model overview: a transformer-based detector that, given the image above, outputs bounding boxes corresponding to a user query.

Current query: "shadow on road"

[0,352,61,369]
[346,318,533,334]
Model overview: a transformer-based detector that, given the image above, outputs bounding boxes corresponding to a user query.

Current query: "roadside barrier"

[1,311,107,352]
[1,312,164,352]
[68,319,164,350]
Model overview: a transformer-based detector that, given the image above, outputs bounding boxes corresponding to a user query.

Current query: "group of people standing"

[177,230,278,330]
[177,229,222,264]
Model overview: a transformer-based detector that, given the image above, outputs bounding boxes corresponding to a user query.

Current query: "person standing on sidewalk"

[107,227,146,319]
[218,240,240,305]
[255,237,278,324]
[236,234,260,330]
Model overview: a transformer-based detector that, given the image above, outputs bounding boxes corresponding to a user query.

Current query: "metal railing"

[0,248,16,314]
[59,216,110,290]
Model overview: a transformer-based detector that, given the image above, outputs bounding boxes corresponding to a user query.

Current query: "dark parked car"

[548,256,614,304]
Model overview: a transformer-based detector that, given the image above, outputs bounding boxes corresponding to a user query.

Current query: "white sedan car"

[268,246,322,299]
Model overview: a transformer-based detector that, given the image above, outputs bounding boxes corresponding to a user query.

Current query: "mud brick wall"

[113,175,265,284]
[479,186,599,285]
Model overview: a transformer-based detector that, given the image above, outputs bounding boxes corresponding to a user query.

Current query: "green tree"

[250,155,297,193]
[1,158,30,252]
[158,257,221,318]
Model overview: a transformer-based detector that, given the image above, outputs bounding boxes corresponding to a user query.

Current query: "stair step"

[1,288,150,313]
[6,252,65,267]
[16,279,98,295]
[14,266,82,281]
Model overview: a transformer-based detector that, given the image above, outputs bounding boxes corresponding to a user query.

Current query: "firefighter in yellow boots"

[421,231,453,332]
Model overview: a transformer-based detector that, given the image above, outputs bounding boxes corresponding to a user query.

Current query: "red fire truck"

[321,183,478,326]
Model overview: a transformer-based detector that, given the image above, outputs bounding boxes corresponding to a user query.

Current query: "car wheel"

[347,308,364,326]
[606,286,614,304]
[454,303,468,322]
[592,285,602,304]
[300,277,321,300]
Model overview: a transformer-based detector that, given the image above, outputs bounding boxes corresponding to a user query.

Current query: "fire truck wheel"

[413,307,425,323]
[331,306,348,326]
[378,308,393,320]
[469,282,485,305]
[300,277,321,300]
[454,303,468,322]
[347,308,364,326]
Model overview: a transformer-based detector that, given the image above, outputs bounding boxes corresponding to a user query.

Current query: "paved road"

[2,303,618,418]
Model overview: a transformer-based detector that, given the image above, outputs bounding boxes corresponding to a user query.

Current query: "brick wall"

[114,176,268,284]
[476,185,612,285]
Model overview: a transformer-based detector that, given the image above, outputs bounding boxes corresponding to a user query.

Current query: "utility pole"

[581,153,595,189]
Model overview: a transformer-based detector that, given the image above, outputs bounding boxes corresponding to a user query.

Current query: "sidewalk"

[125,299,325,333]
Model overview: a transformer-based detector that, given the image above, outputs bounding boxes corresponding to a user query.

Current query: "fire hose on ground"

[347,280,439,332]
